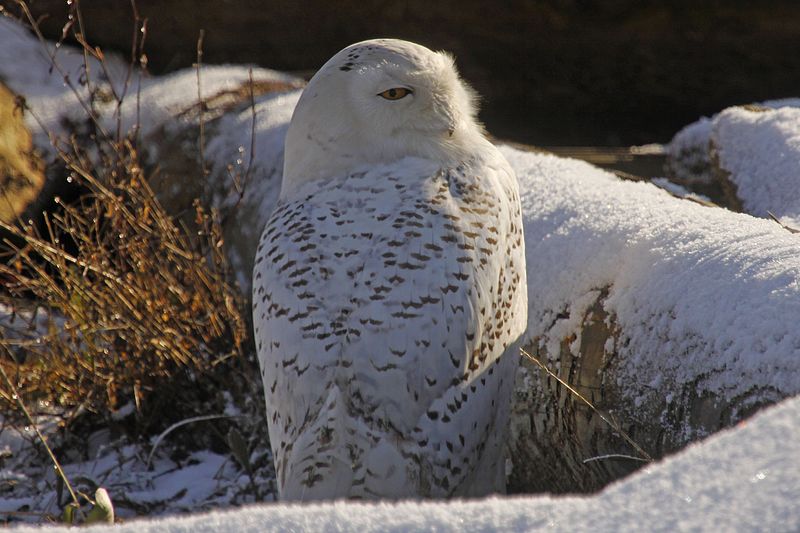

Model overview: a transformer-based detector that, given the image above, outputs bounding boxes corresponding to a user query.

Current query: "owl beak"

[447,126,454,137]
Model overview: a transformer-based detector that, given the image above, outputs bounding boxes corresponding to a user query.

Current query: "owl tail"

[279,385,418,500]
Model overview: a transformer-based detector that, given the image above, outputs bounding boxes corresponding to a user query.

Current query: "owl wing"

[253,149,527,499]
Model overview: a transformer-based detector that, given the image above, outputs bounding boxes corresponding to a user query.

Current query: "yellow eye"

[378,87,413,100]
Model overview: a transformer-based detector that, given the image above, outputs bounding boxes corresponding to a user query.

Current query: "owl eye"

[378,87,413,100]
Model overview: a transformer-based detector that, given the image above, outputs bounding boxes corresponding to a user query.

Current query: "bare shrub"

[0,135,246,416]
[0,0,247,422]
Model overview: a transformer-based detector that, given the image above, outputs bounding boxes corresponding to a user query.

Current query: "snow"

[506,148,800,415]
[712,106,800,227]
[665,98,800,189]
[650,177,711,203]
[665,116,714,184]
[7,394,799,532]
[0,425,272,520]
[0,18,129,100]
[0,302,52,342]
[202,88,300,289]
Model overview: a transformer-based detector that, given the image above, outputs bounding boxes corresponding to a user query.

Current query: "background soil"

[5,0,800,146]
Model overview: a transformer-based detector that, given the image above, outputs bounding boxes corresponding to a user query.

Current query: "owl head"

[281,39,485,197]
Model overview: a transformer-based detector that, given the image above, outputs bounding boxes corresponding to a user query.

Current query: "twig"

[767,211,800,234]
[582,454,651,464]
[133,6,148,145]
[236,68,258,202]
[73,0,94,106]
[15,0,112,144]
[107,0,143,142]
[221,69,259,223]
[520,346,653,463]
[0,353,82,512]
[146,414,238,469]
[196,29,208,201]
[0,218,124,284]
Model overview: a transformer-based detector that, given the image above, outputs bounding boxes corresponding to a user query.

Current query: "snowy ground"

[7,394,799,532]
[0,417,275,521]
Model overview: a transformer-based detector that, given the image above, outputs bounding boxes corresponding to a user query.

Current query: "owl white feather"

[253,39,527,500]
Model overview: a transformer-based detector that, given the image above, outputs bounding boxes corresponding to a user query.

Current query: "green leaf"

[85,487,114,524]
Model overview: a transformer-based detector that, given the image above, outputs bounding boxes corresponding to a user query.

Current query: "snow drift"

[10,394,800,532]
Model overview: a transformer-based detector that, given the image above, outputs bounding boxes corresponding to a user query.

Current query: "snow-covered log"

[711,105,800,229]
[664,98,800,208]
[505,148,800,492]
[664,116,715,192]
[120,69,302,287]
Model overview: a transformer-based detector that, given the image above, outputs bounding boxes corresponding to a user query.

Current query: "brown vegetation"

[0,138,245,415]
[0,1,250,432]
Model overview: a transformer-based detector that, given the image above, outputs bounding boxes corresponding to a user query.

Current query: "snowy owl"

[253,39,527,500]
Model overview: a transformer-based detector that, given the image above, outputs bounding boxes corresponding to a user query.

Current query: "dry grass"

[0,3,276,523]
[0,0,248,425]
[0,139,245,415]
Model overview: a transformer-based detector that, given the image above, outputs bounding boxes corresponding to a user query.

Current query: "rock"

[0,82,45,223]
